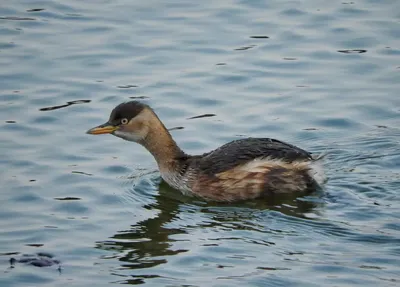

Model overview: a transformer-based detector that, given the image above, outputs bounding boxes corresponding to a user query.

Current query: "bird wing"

[189,138,312,175]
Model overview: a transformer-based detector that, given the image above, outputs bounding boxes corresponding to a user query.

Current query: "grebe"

[87,101,325,202]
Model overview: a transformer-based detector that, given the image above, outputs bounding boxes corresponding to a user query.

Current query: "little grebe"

[87,101,325,202]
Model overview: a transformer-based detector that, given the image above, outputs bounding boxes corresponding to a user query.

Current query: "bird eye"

[121,118,128,125]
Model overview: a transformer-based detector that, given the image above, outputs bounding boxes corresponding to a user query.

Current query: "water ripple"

[1,0,399,286]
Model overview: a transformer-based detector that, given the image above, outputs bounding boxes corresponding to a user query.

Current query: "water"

[1,0,399,286]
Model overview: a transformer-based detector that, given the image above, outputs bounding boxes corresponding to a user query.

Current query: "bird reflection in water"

[95,178,323,283]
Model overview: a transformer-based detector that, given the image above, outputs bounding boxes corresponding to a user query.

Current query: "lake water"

[1,0,399,286]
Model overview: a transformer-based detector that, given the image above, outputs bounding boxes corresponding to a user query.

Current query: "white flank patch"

[235,157,326,186]
[236,158,276,173]
[308,160,326,186]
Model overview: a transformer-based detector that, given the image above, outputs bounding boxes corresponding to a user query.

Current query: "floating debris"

[216,63,227,66]
[187,113,216,120]
[39,99,91,111]
[10,252,60,268]
[5,120,16,123]
[338,49,367,54]
[283,57,297,60]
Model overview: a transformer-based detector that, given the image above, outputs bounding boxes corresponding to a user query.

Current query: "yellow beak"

[86,122,118,135]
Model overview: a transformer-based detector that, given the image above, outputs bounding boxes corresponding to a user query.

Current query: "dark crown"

[109,101,148,124]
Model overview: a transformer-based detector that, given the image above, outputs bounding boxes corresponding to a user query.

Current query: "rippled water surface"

[1,0,399,286]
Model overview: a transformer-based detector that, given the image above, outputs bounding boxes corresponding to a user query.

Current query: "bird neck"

[140,113,186,171]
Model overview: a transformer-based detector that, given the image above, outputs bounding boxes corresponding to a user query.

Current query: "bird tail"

[308,150,328,186]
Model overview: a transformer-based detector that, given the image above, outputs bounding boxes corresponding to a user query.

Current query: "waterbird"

[87,101,325,202]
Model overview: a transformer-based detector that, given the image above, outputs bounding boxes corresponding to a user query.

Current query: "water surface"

[1,0,399,286]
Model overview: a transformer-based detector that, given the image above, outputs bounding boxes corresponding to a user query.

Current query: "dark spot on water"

[117,84,138,89]
[25,244,43,247]
[44,226,58,228]
[0,252,19,256]
[10,252,60,268]
[217,264,233,269]
[96,80,103,82]
[303,128,318,130]
[216,63,226,65]
[36,252,54,258]
[0,16,36,21]
[250,36,269,39]
[54,197,81,201]
[39,100,91,111]
[284,251,304,255]
[187,114,216,120]
[122,279,145,285]
[257,266,291,271]
[168,126,184,131]
[29,179,36,182]
[342,2,355,4]
[31,259,56,267]
[296,85,309,88]
[283,57,297,60]
[359,265,384,269]
[71,170,93,176]
[129,96,149,99]
[375,125,387,128]
[5,120,16,123]
[338,49,367,54]
[235,45,256,51]
[26,8,45,12]
[13,90,19,93]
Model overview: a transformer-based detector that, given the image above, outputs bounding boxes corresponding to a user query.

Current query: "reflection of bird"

[87,101,325,202]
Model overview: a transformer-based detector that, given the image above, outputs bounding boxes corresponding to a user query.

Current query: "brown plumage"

[87,101,325,202]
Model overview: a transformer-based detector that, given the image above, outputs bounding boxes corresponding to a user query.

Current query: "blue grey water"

[1,0,399,286]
